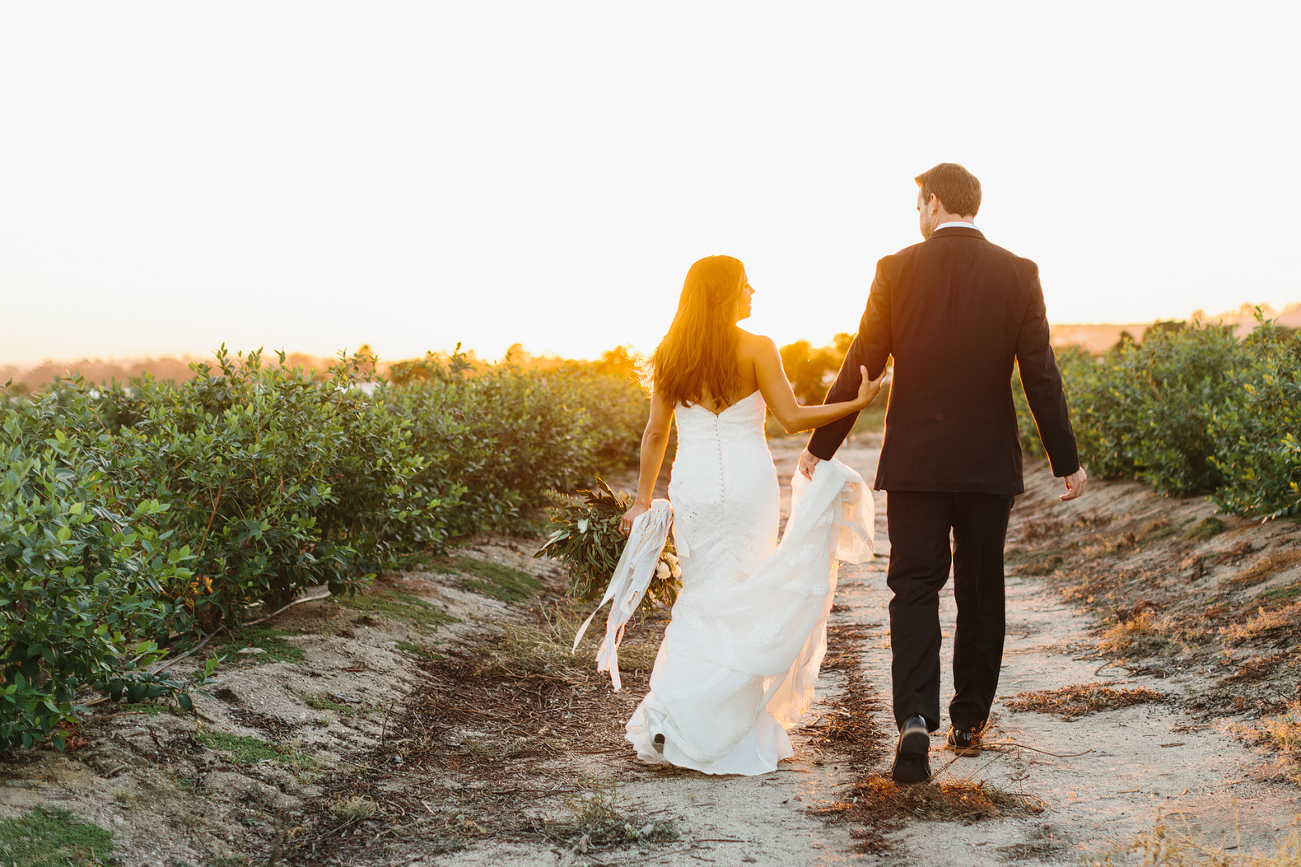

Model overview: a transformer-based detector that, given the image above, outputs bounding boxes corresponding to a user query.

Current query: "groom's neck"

[935,207,975,225]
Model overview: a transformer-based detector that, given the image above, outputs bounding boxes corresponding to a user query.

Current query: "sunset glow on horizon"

[3,4,1299,368]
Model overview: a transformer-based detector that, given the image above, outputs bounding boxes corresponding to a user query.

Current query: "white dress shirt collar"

[935,221,980,232]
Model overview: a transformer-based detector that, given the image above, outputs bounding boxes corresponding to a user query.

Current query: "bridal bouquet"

[535,479,681,618]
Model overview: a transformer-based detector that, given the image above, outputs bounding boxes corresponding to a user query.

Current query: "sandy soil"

[1,435,1298,866]
[822,441,1301,864]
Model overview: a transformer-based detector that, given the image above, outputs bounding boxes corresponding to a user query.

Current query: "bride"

[616,254,882,775]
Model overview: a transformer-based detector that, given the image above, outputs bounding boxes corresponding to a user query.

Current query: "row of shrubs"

[1,347,647,748]
[1015,314,1300,520]
[10,316,1295,748]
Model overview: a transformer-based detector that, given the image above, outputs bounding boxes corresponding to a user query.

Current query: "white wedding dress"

[621,389,875,775]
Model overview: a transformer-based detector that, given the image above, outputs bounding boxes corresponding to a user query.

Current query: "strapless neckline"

[681,389,763,418]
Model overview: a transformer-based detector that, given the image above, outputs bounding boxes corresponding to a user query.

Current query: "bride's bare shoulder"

[736,329,779,357]
[736,328,776,348]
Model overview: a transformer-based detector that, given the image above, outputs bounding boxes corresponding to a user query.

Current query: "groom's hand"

[798,449,821,480]
[1060,467,1088,501]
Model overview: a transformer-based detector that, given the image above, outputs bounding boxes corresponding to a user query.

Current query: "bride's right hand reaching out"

[799,366,885,480]
[855,365,886,409]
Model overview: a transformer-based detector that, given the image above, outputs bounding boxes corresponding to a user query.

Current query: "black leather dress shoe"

[890,715,931,783]
[945,724,983,756]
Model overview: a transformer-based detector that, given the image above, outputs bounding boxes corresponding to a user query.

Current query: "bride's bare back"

[696,329,880,432]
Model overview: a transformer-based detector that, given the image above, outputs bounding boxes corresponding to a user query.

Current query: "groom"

[798,163,1087,783]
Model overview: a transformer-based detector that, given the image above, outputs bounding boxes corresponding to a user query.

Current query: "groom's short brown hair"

[915,163,981,217]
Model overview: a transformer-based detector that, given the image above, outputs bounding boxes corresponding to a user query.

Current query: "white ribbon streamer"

[571,499,673,692]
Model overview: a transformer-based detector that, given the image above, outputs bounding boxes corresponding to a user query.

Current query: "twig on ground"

[951,752,1008,786]
[91,711,146,723]
[994,739,1093,759]
[379,696,398,747]
[928,754,963,780]
[149,628,224,675]
[645,845,708,863]
[244,590,333,626]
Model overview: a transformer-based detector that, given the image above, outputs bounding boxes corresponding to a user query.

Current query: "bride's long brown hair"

[652,255,747,408]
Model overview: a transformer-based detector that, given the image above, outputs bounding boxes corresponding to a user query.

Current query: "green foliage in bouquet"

[535,480,680,619]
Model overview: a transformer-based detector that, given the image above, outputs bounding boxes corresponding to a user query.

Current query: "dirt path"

[436,437,1301,866]
[818,440,1301,865]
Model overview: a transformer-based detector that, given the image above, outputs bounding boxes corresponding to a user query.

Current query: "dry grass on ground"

[1222,600,1301,645]
[523,777,678,852]
[1005,683,1169,719]
[808,770,1045,855]
[798,620,1037,852]
[1005,460,1301,742]
[797,621,888,773]
[1099,608,1176,655]
[842,774,1044,823]
[484,600,660,686]
[275,598,669,865]
[1224,550,1301,591]
[1091,812,1301,867]
[1231,700,1301,787]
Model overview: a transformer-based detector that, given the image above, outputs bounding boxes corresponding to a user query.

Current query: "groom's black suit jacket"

[807,226,1079,496]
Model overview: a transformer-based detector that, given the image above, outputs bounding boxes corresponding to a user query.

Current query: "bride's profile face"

[734,279,754,322]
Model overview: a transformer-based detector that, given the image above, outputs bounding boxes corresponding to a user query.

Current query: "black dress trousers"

[885,489,1014,732]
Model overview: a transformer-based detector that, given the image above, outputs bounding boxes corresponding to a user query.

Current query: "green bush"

[780,337,852,405]
[563,367,647,474]
[387,349,645,536]
[1120,323,1245,495]
[114,348,447,625]
[0,401,192,749]
[1211,324,1301,519]
[0,342,651,747]
[1023,313,1300,520]
[1033,323,1246,495]
[1055,342,1144,480]
[1013,346,1095,462]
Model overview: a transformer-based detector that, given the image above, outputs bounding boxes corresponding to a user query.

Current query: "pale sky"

[2,3,1298,367]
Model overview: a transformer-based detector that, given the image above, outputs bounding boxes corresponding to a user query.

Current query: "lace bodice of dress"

[668,390,779,589]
